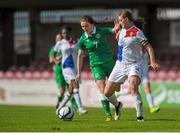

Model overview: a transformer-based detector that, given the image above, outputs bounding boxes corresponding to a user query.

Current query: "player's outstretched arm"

[142,42,159,71]
[76,49,84,81]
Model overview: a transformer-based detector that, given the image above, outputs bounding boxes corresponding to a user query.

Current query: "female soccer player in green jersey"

[76,15,120,121]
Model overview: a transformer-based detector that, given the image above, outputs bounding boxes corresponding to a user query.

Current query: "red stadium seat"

[81,72,93,80]
[24,71,33,80]
[157,70,167,81]
[49,72,55,79]
[41,70,52,80]
[149,71,158,81]
[81,72,89,80]
[167,70,177,81]
[0,71,5,79]
[31,71,41,80]
[14,71,24,80]
[176,70,180,82]
[4,70,14,79]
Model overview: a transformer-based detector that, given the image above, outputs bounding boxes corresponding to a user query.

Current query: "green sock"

[101,99,112,117]
[70,97,78,111]
[58,95,63,102]
[55,95,64,109]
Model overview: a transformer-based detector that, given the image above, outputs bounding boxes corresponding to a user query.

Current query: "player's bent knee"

[104,88,112,97]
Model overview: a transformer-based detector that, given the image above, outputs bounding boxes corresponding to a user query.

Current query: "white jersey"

[54,38,78,84]
[108,26,147,83]
[118,26,147,65]
[54,38,78,69]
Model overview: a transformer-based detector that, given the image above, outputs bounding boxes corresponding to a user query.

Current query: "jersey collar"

[85,26,96,38]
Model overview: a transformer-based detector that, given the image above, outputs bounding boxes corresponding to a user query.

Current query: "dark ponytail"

[133,17,145,30]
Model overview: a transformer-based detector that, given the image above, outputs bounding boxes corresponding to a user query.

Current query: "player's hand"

[150,62,159,71]
[113,19,121,33]
[53,58,59,64]
[76,73,81,81]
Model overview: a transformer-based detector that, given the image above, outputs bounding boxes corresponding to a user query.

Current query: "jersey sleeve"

[101,27,112,35]
[54,41,61,52]
[136,30,147,42]
[48,47,54,58]
[56,51,62,56]
[78,36,85,50]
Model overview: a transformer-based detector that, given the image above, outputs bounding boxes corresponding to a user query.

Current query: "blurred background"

[0,0,179,108]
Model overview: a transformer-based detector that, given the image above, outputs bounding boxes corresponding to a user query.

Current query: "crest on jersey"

[95,73,100,78]
[95,34,101,39]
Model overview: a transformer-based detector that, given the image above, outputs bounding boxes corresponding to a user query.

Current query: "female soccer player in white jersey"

[115,23,160,114]
[49,33,78,111]
[104,10,159,121]
[53,26,87,115]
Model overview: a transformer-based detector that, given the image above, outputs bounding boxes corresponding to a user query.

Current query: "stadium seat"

[41,70,52,80]
[14,71,24,80]
[149,71,158,81]
[176,70,180,82]
[81,71,90,80]
[81,71,93,80]
[167,70,177,81]
[31,71,41,80]
[4,70,14,79]
[24,71,33,80]
[157,70,167,81]
[0,71,5,79]
[50,72,55,79]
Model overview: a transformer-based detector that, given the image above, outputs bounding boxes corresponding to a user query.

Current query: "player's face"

[80,21,93,35]
[55,34,62,42]
[61,29,70,40]
[118,15,127,28]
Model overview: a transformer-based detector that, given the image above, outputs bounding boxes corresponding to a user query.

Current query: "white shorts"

[62,68,76,84]
[108,60,143,83]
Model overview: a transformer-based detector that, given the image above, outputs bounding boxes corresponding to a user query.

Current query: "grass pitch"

[0,105,180,132]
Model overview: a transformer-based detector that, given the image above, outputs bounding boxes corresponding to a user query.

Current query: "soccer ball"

[57,106,74,121]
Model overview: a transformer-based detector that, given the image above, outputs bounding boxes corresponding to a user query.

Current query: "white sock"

[106,93,119,107]
[132,95,143,117]
[58,91,71,109]
[99,93,107,100]
[146,93,154,108]
[73,88,83,111]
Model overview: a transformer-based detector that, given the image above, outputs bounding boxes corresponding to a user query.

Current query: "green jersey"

[49,46,61,60]
[49,46,62,72]
[49,46,67,88]
[78,27,114,67]
[49,46,62,75]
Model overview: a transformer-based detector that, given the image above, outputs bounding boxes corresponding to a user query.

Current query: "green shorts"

[54,65,67,89]
[91,60,115,81]
[55,73,67,88]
